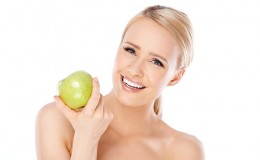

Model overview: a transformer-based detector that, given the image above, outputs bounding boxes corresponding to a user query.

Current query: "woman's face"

[112,17,182,107]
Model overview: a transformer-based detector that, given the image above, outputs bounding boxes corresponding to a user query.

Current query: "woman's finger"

[94,94,105,117]
[54,96,77,119]
[83,77,101,115]
[104,105,113,121]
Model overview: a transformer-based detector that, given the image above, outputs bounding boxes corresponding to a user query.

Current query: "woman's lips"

[121,75,145,92]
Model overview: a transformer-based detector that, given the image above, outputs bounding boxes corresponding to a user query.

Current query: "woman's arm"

[35,103,72,160]
[70,133,98,159]
[35,78,113,160]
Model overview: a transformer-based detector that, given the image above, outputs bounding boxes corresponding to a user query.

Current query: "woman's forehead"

[123,17,179,59]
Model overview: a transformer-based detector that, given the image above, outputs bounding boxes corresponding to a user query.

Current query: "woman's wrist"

[71,133,99,160]
[74,131,101,145]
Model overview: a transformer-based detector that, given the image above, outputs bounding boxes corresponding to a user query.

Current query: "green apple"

[57,70,93,110]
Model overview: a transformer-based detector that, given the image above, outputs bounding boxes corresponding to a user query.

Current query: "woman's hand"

[54,77,113,142]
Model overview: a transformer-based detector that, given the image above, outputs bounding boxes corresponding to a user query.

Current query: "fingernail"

[94,77,99,82]
[53,96,57,103]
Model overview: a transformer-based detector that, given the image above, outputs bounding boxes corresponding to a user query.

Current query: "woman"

[36,5,204,160]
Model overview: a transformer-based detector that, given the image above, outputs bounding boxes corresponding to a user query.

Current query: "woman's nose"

[127,59,144,77]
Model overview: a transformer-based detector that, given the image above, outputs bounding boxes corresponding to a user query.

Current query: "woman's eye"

[152,59,164,67]
[124,47,136,55]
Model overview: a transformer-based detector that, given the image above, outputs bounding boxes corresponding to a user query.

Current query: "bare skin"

[35,17,204,160]
[97,93,204,160]
[36,95,203,160]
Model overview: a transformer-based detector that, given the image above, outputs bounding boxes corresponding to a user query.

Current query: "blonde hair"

[121,5,194,117]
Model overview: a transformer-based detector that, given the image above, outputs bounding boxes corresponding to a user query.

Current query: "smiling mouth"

[121,75,145,89]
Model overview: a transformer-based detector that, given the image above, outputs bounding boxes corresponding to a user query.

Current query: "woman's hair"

[121,5,194,117]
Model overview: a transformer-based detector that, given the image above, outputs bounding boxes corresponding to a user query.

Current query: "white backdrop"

[1,0,260,159]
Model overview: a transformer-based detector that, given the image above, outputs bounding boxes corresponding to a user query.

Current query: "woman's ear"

[167,68,186,86]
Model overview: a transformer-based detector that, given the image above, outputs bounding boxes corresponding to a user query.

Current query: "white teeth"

[123,77,144,89]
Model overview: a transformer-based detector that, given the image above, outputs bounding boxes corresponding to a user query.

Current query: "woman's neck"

[104,91,159,137]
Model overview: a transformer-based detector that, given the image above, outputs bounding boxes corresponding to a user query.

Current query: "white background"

[1,0,260,159]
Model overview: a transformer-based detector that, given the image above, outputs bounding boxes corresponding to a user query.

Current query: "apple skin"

[58,70,93,110]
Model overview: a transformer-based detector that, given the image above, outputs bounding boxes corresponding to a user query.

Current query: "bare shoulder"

[156,120,204,160]
[35,102,74,159]
[166,129,204,160]
[36,102,73,134]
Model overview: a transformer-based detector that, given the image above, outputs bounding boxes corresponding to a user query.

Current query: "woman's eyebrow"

[125,41,167,63]
[149,52,168,63]
[125,41,141,49]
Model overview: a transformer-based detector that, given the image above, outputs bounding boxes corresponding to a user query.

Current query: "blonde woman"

[36,5,204,160]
